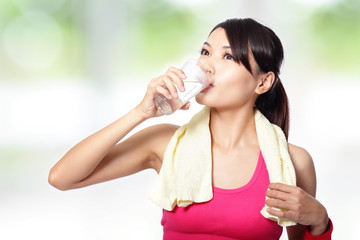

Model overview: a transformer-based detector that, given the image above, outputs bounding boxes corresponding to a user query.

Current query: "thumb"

[180,102,191,110]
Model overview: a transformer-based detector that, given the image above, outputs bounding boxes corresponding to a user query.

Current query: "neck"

[209,106,258,151]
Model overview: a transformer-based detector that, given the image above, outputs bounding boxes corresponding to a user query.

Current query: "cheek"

[218,70,257,97]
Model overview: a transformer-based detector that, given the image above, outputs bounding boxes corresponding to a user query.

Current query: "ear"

[255,71,275,95]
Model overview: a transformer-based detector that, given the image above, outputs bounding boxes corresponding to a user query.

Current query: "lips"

[202,84,214,91]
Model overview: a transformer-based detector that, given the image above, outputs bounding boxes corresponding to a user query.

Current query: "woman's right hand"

[136,66,189,119]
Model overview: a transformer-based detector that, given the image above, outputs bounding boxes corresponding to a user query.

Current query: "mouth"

[202,84,214,91]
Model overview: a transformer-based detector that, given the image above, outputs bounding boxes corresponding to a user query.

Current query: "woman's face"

[196,27,262,110]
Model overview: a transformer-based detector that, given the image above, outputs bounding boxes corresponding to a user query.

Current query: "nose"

[198,58,215,75]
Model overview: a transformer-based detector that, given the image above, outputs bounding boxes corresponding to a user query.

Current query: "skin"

[49,27,329,238]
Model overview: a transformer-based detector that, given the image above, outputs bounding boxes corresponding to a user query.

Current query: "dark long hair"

[211,18,290,139]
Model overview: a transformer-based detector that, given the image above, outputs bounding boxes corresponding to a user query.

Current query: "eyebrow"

[203,42,231,49]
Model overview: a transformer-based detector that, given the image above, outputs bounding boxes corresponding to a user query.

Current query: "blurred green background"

[0,0,359,239]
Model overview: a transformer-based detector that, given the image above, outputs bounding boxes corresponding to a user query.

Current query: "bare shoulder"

[288,143,317,196]
[288,143,313,169]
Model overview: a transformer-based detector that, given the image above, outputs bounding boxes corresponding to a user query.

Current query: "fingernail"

[173,92,178,98]
[182,74,186,79]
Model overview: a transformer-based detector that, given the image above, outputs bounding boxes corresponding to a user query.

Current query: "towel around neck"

[150,106,297,227]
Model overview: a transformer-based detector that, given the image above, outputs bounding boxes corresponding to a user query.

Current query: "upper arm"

[286,143,317,239]
[288,143,317,196]
[71,124,179,189]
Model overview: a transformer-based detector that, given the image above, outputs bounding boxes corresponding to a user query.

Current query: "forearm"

[49,107,147,190]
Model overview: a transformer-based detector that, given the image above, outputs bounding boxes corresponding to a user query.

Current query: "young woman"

[49,18,332,239]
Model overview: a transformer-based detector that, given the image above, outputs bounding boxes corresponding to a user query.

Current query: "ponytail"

[255,77,289,139]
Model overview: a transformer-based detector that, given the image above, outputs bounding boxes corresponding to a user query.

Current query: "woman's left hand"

[266,183,329,235]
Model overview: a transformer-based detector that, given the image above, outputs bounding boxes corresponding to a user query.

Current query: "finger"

[167,66,186,80]
[266,198,293,211]
[168,71,185,92]
[180,102,190,110]
[267,207,306,225]
[266,207,293,221]
[163,76,178,98]
[156,85,172,99]
[266,189,294,202]
[268,182,297,193]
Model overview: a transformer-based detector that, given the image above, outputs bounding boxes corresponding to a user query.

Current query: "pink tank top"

[161,152,283,240]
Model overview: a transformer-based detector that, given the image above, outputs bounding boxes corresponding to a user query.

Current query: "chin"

[195,94,215,107]
[195,93,206,105]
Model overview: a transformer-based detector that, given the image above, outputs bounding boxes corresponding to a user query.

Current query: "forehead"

[205,28,230,47]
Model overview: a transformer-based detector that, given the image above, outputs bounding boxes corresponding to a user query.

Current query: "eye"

[224,53,234,60]
[200,48,209,56]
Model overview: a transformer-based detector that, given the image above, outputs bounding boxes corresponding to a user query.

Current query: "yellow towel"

[150,106,297,227]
